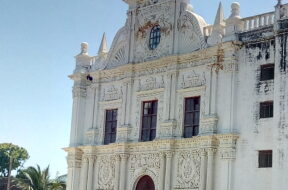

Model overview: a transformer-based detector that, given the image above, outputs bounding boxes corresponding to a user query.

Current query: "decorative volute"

[207,2,225,46]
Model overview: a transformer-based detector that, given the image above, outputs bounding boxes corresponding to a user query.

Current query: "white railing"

[203,25,213,36]
[242,12,275,31]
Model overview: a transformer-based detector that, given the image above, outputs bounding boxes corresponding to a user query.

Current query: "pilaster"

[65,148,83,190]
[159,152,166,190]
[79,155,89,190]
[114,155,121,190]
[86,155,96,190]
[70,80,88,147]
[119,154,129,190]
[164,151,173,190]
[199,149,207,190]
[206,148,217,190]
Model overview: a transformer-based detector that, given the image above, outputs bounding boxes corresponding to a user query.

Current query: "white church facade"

[65,0,288,190]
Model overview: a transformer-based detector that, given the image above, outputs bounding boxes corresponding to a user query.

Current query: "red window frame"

[104,109,118,145]
[141,100,158,142]
[184,97,200,138]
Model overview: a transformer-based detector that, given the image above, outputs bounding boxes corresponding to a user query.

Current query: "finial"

[98,33,108,55]
[230,2,240,18]
[214,2,225,26]
[80,42,88,55]
[277,0,283,6]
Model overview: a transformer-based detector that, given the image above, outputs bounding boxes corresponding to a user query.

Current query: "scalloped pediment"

[177,11,208,54]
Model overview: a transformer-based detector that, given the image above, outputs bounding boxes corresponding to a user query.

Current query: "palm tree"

[15,165,65,190]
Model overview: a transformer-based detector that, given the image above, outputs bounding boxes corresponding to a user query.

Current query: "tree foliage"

[16,165,66,190]
[0,143,29,177]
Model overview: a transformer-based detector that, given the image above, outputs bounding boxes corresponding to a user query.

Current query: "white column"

[86,155,95,190]
[199,150,207,190]
[66,150,82,190]
[206,149,216,190]
[119,154,129,190]
[159,152,166,190]
[114,155,121,190]
[79,156,88,190]
[164,152,173,190]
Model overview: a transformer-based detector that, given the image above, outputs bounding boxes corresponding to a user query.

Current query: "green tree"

[0,143,29,190]
[0,143,29,177]
[16,165,66,190]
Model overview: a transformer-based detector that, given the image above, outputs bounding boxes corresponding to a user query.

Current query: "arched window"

[136,175,155,190]
[149,25,161,50]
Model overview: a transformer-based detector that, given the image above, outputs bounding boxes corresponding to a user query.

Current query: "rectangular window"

[141,101,158,142]
[259,150,273,168]
[104,109,118,145]
[260,64,274,81]
[260,101,273,118]
[184,97,200,138]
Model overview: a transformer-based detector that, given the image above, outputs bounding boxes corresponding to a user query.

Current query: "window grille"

[149,25,161,50]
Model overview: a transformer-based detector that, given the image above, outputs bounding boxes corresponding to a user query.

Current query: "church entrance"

[135,175,155,190]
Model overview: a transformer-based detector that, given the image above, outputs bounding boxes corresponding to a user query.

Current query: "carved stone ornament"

[137,76,165,92]
[129,153,161,171]
[177,10,207,54]
[72,86,87,98]
[179,71,206,89]
[117,125,132,143]
[97,156,115,189]
[175,151,201,189]
[101,85,123,101]
[134,1,173,62]
[200,115,218,135]
[67,152,82,168]
[218,134,239,160]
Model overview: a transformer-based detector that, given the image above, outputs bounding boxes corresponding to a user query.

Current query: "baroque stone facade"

[65,1,288,190]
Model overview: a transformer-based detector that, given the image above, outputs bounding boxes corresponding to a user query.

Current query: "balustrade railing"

[242,12,275,31]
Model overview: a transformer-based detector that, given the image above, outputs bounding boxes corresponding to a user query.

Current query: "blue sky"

[0,0,278,176]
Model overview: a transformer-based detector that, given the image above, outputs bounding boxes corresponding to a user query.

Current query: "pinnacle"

[98,33,108,54]
[214,2,225,26]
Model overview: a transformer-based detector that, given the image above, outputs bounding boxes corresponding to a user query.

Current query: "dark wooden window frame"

[140,100,158,142]
[183,96,201,138]
[260,101,273,119]
[104,109,118,145]
[258,150,273,168]
[260,64,275,81]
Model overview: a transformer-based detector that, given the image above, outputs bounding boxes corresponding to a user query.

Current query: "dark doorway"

[136,175,155,190]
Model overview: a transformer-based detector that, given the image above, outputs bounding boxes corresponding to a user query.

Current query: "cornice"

[69,41,238,83]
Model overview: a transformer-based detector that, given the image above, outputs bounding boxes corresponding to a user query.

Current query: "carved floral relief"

[175,151,201,189]
[97,156,115,189]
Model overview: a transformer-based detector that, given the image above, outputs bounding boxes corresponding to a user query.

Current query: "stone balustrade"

[242,12,275,31]
[203,25,213,37]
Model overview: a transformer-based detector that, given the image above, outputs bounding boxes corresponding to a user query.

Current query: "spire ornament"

[207,2,225,46]
[98,33,108,55]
